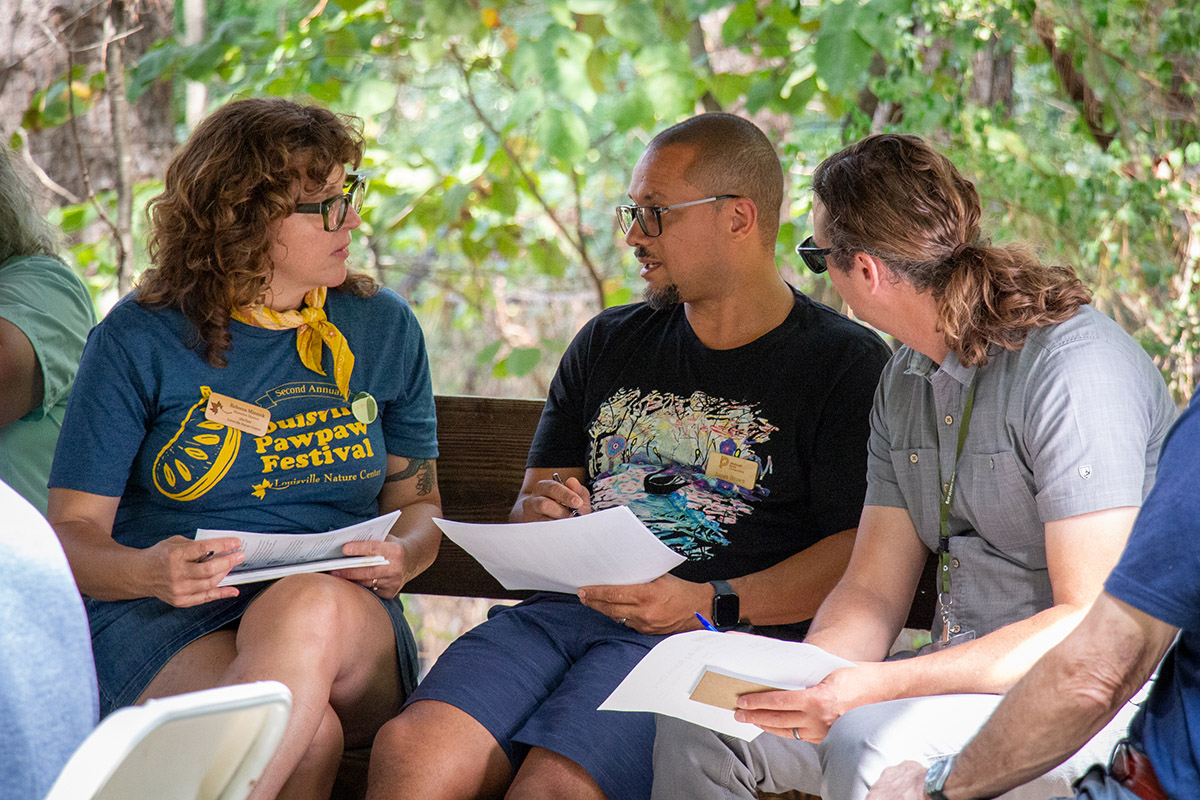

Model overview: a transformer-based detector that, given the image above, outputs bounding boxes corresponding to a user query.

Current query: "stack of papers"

[196,509,399,586]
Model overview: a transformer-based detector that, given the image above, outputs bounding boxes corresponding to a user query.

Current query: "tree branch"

[39,19,125,264]
[572,168,606,308]
[104,0,135,295]
[686,18,722,114]
[1031,5,1116,151]
[453,50,607,310]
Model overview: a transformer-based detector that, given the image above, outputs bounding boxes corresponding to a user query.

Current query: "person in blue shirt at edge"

[46,98,442,800]
[0,478,98,800]
[366,114,892,800]
[651,134,1178,800]
[865,390,1200,794]
[0,143,96,516]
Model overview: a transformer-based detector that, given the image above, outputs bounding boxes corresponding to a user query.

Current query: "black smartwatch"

[923,754,955,800]
[709,579,740,630]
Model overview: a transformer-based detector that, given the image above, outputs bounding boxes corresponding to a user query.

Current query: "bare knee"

[368,701,512,800]
[247,573,353,646]
[506,748,605,800]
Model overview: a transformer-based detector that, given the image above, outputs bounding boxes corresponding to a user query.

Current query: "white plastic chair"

[44,680,292,800]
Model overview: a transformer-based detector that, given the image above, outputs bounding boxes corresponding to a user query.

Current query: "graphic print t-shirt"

[528,290,891,584]
[49,288,437,549]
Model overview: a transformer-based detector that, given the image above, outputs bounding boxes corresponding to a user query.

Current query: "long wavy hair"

[813,134,1090,367]
[139,97,379,367]
[0,145,61,263]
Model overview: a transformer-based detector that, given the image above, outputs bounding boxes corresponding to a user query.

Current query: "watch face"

[713,591,740,628]
[924,755,955,799]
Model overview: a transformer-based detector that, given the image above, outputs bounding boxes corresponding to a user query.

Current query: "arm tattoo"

[385,458,436,496]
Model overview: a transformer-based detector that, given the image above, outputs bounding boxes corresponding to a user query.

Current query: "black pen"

[552,472,582,517]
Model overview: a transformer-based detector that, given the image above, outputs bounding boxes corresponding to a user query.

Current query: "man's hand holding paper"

[599,630,855,740]
[579,573,712,635]
[733,663,870,742]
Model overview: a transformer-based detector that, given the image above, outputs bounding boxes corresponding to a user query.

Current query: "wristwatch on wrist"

[924,754,956,800]
[708,579,740,630]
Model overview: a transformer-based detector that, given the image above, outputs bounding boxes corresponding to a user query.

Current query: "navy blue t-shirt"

[527,288,891,585]
[1106,396,1200,798]
[49,287,438,548]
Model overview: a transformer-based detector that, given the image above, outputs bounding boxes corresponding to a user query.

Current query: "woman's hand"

[335,537,410,598]
[140,535,245,607]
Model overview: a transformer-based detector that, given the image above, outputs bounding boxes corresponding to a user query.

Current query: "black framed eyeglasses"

[294,172,367,232]
[796,234,833,274]
[615,195,737,238]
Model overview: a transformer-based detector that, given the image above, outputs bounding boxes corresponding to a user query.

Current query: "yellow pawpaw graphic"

[152,386,242,501]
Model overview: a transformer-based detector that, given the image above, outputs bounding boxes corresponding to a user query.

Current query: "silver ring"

[617,617,627,625]
[371,578,379,592]
[791,727,802,740]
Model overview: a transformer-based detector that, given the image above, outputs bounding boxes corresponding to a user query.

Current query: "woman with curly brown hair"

[652,134,1177,800]
[46,97,442,800]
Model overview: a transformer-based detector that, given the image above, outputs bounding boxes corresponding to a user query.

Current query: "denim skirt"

[85,579,419,716]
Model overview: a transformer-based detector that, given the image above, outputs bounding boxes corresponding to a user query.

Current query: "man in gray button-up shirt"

[651,134,1178,800]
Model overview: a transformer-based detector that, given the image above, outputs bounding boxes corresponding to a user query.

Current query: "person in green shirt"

[0,145,96,514]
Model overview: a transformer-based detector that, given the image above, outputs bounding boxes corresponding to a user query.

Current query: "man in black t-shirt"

[368,114,890,800]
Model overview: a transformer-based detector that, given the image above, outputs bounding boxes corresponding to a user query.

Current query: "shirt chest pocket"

[888,446,940,548]
[957,451,1044,553]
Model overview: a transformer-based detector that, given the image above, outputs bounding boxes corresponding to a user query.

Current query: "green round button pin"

[351,392,378,424]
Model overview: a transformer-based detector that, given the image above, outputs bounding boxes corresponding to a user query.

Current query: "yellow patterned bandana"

[232,287,355,399]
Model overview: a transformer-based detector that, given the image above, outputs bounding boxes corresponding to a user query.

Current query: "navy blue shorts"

[87,576,419,716]
[406,593,664,800]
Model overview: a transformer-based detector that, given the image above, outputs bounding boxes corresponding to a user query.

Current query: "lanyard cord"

[936,374,978,639]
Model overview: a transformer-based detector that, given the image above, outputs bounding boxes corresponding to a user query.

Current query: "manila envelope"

[688,669,786,711]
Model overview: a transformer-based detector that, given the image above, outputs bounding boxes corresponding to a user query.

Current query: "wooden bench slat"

[400,395,543,599]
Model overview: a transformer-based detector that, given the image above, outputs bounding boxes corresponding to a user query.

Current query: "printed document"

[432,506,685,593]
[599,630,855,740]
[196,509,399,586]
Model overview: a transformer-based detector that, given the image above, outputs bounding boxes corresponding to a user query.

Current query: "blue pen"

[694,612,720,632]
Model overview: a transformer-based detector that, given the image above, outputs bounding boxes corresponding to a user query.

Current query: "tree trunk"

[183,0,207,128]
[0,0,174,243]
[105,0,135,295]
[969,39,1014,116]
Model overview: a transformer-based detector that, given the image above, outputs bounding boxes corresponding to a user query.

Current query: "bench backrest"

[401,395,542,598]
[407,394,937,629]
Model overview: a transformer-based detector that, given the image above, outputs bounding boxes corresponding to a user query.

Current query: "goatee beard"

[644,283,681,310]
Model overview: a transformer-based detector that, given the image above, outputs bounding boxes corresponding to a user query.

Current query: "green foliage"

[26,0,1198,399]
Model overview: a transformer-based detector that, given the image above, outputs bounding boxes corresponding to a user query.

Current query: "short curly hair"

[139,97,377,367]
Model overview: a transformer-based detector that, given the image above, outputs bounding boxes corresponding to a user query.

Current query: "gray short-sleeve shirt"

[866,305,1177,637]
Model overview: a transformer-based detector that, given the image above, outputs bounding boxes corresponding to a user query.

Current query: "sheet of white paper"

[432,506,685,593]
[216,555,387,586]
[196,509,400,587]
[598,630,855,740]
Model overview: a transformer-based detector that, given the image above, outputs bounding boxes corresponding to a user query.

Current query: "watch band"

[709,579,740,630]
[924,754,956,800]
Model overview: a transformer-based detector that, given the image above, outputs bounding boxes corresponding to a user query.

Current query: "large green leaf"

[537,107,589,162]
[505,346,542,376]
[814,0,874,96]
[127,42,180,101]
